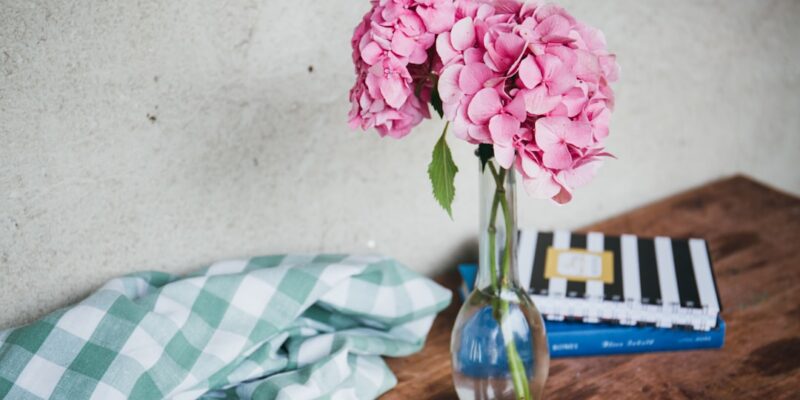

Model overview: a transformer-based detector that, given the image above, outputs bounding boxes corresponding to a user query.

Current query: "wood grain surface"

[382,176,800,399]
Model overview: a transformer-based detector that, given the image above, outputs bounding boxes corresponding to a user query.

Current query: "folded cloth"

[0,254,451,399]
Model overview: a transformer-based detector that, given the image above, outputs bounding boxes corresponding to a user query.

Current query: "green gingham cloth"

[0,254,451,399]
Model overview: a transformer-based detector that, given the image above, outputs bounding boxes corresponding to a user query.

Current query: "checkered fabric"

[0,254,451,399]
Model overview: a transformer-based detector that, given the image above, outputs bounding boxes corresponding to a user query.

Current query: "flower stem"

[487,191,501,293]
[487,163,532,400]
[499,192,513,288]
[486,166,503,320]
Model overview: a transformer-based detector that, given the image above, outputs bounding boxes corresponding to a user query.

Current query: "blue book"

[457,264,725,358]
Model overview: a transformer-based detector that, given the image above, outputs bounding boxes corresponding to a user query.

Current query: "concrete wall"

[1,0,799,328]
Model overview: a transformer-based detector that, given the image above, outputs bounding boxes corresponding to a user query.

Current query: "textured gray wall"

[2,0,799,328]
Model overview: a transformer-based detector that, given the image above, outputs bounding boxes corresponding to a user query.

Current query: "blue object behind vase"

[456,304,536,378]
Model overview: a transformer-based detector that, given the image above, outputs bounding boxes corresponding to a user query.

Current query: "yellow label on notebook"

[544,247,614,283]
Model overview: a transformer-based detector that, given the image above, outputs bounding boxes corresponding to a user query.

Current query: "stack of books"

[458,230,725,358]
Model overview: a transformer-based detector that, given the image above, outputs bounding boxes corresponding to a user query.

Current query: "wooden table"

[383,176,800,399]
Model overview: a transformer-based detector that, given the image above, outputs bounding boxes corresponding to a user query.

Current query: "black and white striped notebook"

[518,230,722,331]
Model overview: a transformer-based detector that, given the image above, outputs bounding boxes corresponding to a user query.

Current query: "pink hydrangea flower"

[432,1,618,203]
[348,1,455,138]
[349,0,619,203]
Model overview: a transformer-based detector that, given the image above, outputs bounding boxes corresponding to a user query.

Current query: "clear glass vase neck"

[476,158,521,292]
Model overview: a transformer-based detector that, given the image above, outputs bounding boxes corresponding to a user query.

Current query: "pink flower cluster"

[348,0,458,138]
[349,0,619,203]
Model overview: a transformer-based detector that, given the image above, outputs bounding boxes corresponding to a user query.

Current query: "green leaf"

[430,85,444,118]
[428,123,458,218]
[477,143,494,172]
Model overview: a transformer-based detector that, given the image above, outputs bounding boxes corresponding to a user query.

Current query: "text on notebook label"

[544,247,615,283]
[557,252,603,278]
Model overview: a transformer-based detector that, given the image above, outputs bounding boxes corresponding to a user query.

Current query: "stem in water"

[487,163,531,400]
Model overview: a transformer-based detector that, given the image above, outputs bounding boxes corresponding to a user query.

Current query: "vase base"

[453,370,544,400]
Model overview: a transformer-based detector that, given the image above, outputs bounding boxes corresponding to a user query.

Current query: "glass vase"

[451,157,550,400]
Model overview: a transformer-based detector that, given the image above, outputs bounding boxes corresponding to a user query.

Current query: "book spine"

[547,324,725,358]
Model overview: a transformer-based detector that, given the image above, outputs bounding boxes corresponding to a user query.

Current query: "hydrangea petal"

[559,160,602,189]
[476,4,495,20]
[535,14,572,43]
[375,109,402,125]
[452,112,472,141]
[463,48,484,64]
[391,32,417,57]
[451,17,476,51]
[575,23,606,52]
[521,162,562,199]
[361,42,384,65]
[589,106,611,140]
[442,96,460,120]
[381,2,407,23]
[547,70,576,96]
[398,12,426,37]
[364,71,382,99]
[523,86,561,115]
[551,184,573,204]
[565,120,593,147]
[496,32,522,53]
[467,88,503,124]
[518,55,542,89]
[436,32,459,65]
[380,76,409,109]
[519,3,538,18]
[489,114,520,146]
[538,54,561,81]
[574,49,602,83]
[504,93,527,121]
[520,156,543,179]
[468,124,491,143]
[534,3,577,25]
[561,87,588,118]
[542,144,572,169]
[547,46,578,69]
[494,144,515,168]
[409,45,429,64]
[458,63,493,95]
[496,32,526,61]
[535,117,568,152]
[438,64,464,104]
[523,176,562,200]
[417,2,456,34]
[600,54,620,83]
[457,1,482,19]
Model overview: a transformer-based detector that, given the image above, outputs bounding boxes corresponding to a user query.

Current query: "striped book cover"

[519,230,722,331]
